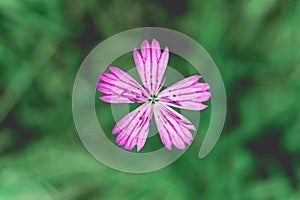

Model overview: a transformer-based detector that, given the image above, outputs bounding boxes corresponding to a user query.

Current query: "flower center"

[147,94,159,104]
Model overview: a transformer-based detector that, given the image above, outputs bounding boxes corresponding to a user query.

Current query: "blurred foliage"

[0,0,300,199]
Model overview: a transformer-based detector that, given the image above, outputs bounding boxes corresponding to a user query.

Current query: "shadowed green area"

[0,0,300,199]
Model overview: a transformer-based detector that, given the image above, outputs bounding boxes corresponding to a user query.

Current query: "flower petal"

[159,76,211,110]
[97,66,148,103]
[156,46,169,93]
[153,103,195,150]
[133,39,169,94]
[113,103,153,151]
[159,102,196,131]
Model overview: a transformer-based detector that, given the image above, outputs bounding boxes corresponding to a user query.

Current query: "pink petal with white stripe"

[113,103,153,151]
[159,76,211,110]
[97,66,148,103]
[133,39,169,94]
[159,103,196,131]
[153,103,195,150]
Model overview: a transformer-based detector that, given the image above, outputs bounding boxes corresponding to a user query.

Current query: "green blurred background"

[1,0,300,199]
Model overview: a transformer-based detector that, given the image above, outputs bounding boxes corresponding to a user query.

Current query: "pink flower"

[97,39,211,151]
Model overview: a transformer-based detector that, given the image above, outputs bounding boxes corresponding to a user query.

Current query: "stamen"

[147,93,159,104]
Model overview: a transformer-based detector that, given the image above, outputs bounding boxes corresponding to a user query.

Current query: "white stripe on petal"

[163,101,208,110]
[141,40,152,93]
[156,47,169,93]
[133,47,146,84]
[160,75,201,93]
